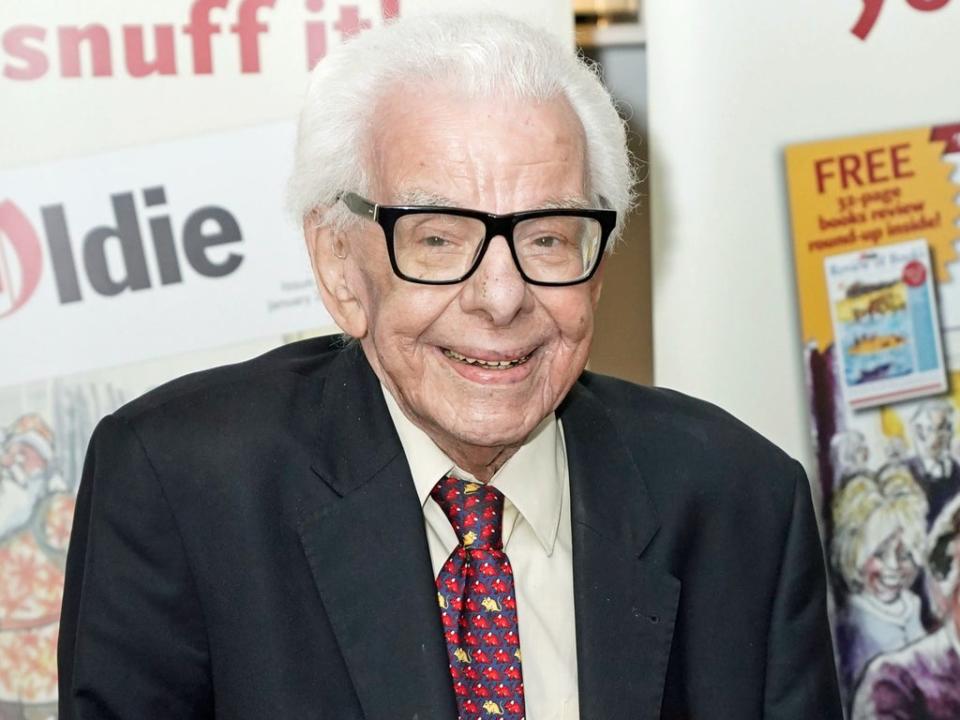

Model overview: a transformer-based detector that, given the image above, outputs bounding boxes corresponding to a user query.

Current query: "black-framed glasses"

[338,192,616,286]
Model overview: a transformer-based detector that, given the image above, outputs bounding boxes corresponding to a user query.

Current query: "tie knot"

[430,475,505,550]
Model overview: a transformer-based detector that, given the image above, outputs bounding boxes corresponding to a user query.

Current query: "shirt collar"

[381,383,564,556]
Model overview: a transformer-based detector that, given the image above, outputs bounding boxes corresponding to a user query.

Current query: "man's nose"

[459,236,531,326]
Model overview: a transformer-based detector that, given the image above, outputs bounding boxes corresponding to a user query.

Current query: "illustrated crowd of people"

[0,414,72,720]
[830,400,960,718]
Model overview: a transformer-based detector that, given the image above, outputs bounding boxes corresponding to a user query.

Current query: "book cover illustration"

[825,239,947,409]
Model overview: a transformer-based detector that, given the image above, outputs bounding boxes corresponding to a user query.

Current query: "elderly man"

[58,14,840,720]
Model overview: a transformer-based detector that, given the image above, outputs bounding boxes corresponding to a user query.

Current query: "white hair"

[287,13,636,246]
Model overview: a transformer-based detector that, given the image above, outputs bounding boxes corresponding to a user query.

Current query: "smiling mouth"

[442,348,533,370]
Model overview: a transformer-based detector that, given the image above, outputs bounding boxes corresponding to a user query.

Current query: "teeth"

[443,348,531,369]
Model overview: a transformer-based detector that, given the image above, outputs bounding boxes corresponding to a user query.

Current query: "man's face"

[343,85,601,456]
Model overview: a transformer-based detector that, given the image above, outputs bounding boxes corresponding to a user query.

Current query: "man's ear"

[303,210,368,338]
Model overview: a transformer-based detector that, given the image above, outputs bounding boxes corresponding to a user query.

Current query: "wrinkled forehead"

[365,80,589,209]
[389,188,594,212]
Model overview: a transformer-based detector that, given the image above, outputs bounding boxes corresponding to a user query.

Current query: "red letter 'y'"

[852,0,884,40]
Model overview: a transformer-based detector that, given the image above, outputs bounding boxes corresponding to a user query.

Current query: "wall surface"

[647,0,960,471]
[586,42,652,385]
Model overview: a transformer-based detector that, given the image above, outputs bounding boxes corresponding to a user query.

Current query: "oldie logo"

[0,201,44,319]
[0,187,245,320]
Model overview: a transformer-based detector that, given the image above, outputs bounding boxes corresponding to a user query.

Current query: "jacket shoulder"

[113,335,348,424]
[579,371,794,465]
[575,371,803,509]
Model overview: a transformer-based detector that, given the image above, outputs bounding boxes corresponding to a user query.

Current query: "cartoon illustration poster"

[824,239,947,410]
[786,123,960,716]
[0,336,302,719]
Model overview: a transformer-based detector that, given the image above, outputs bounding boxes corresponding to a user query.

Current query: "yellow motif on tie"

[454,648,471,664]
[514,649,522,662]
[463,530,477,546]
[464,482,481,494]
[481,597,501,612]
[482,701,504,715]
[437,593,447,609]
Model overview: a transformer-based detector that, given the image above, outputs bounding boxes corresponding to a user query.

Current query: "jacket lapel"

[296,346,457,720]
[560,382,681,720]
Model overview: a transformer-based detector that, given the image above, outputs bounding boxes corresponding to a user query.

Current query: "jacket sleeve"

[762,461,843,719]
[58,414,213,718]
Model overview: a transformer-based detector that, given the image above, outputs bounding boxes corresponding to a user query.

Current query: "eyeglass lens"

[393,213,603,283]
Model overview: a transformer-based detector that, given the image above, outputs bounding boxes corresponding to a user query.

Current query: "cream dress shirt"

[382,387,580,720]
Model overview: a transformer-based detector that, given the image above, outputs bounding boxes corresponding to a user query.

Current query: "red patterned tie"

[431,475,526,720]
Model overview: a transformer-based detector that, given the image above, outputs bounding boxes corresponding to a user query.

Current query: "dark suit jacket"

[58,336,841,719]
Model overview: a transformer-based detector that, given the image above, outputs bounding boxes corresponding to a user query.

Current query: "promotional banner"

[0,122,321,386]
[787,123,960,713]
[0,2,572,714]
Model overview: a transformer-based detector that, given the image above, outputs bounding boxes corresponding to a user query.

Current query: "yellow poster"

[785,123,960,714]
[787,125,960,353]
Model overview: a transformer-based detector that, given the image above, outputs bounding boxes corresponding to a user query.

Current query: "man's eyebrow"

[391,190,594,211]
[393,189,458,206]
[537,196,593,211]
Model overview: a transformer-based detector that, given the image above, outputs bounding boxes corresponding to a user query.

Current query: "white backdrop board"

[0,2,571,714]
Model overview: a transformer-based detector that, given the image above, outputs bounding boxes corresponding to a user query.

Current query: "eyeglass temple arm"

[338,192,379,221]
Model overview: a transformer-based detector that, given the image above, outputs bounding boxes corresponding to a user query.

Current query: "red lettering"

[890,143,916,180]
[852,0,885,39]
[839,155,864,189]
[231,0,276,74]
[864,147,890,183]
[931,124,960,154]
[304,18,326,68]
[334,5,372,41]
[907,0,950,9]
[3,0,398,80]
[0,201,45,318]
[814,145,918,193]
[123,25,177,77]
[382,0,401,19]
[2,26,48,80]
[855,0,953,40]
[58,24,112,78]
[305,0,327,70]
[183,0,229,75]
[814,158,837,194]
